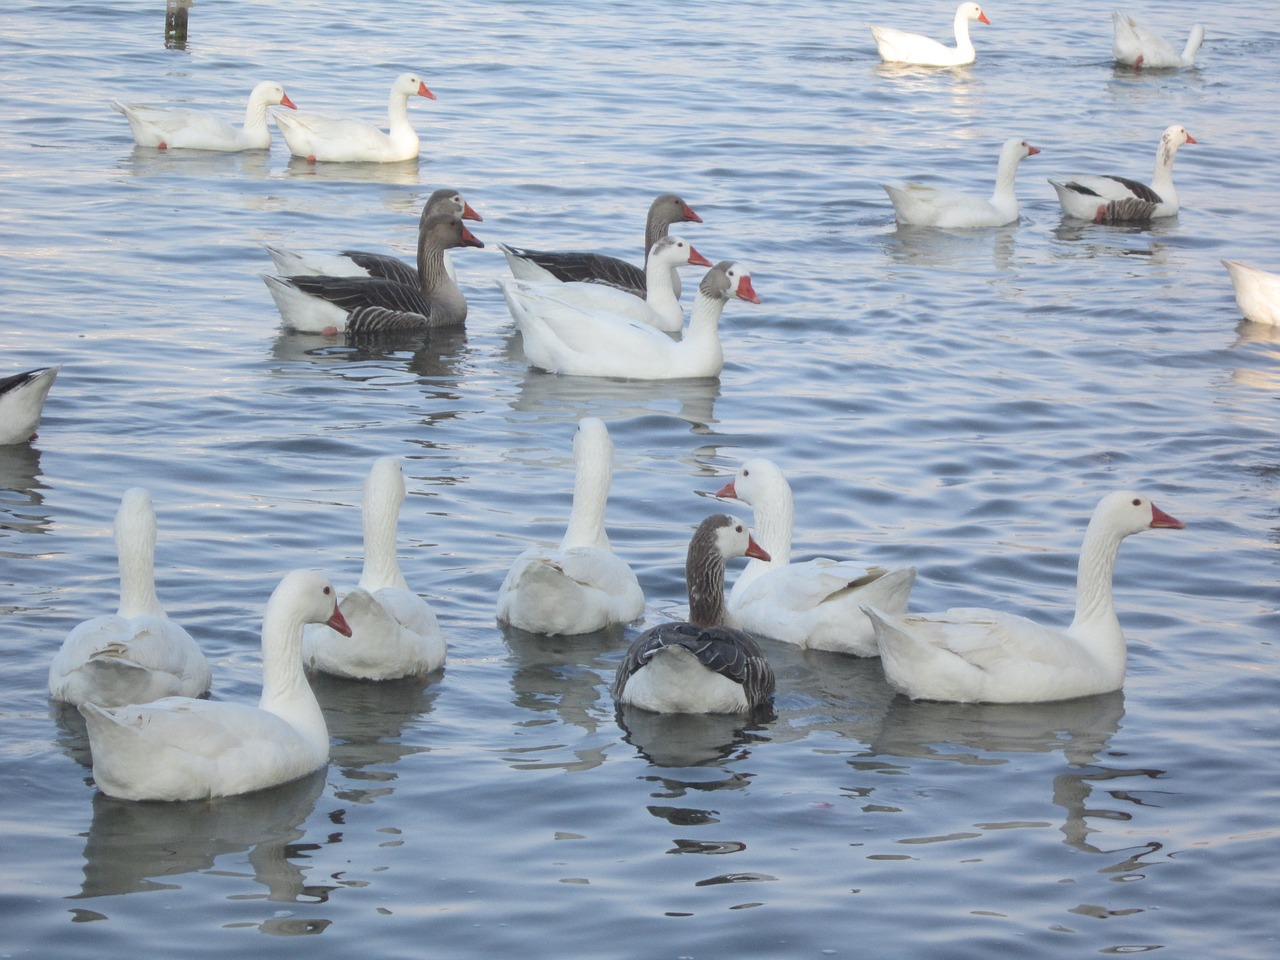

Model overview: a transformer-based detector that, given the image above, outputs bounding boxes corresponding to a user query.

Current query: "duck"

[501,236,712,335]
[111,81,296,151]
[869,3,990,67]
[496,418,644,635]
[884,138,1039,228]
[0,365,59,445]
[263,188,482,286]
[1049,124,1197,223]
[273,72,434,163]
[49,488,212,708]
[714,458,917,656]
[498,193,703,298]
[500,261,760,379]
[611,514,776,714]
[79,569,351,801]
[1112,12,1204,70]
[303,458,445,679]
[262,214,484,335]
[861,491,1185,704]
[1222,260,1280,326]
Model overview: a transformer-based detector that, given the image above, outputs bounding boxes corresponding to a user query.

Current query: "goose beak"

[1185,133,1198,144]
[1149,503,1185,530]
[682,203,703,224]
[280,93,298,110]
[1026,144,1041,156]
[978,12,991,25]
[326,604,353,638]
[688,244,713,268]
[715,479,737,499]
[462,202,483,222]
[736,275,761,304]
[418,82,437,100]
[745,536,771,562]
[461,225,485,249]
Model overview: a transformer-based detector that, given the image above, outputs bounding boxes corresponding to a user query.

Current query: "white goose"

[500,261,760,379]
[274,73,434,163]
[496,418,644,635]
[862,491,1185,704]
[264,188,482,286]
[611,514,775,714]
[49,488,212,708]
[111,81,296,152]
[715,459,917,656]
[263,214,484,335]
[303,458,445,679]
[499,193,703,298]
[80,569,351,801]
[503,237,712,335]
[869,3,990,67]
[1222,260,1280,326]
[1112,12,1205,71]
[0,365,59,445]
[884,138,1039,228]
[1049,125,1197,223]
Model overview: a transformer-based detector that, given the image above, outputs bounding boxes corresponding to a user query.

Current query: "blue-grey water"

[2,1,1278,957]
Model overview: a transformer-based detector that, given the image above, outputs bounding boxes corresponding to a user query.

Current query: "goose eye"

[1131,498,1142,507]
[735,525,745,533]
[742,469,750,477]
[324,586,332,596]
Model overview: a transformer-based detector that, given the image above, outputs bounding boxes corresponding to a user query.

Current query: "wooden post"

[165,0,193,49]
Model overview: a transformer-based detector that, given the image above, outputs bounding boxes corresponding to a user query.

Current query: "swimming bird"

[1112,12,1204,70]
[883,138,1039,228]
[500,261,759,379]
[869,3,990,67]
[0,365,59,445]
[1222,260,1280,326]
[49,488,212,708]
[1049,124,1196,223]
[715,458,916,656]
[611,514,775,714]
[499,193,703,298]
[499,236,711,335]
[80,570,351,801]
[862,491,1185,704]
[262,214,484,335]
[111,81,296,151]
[274,72,434,163]
[303,457,445,679]
[496,418,644,635]
[263,188,482,286]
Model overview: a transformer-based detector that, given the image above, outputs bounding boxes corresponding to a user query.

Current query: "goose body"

[500,261,759,379]
[499,194,702,298]
[1222,260,1280,326]
[502,237,711,335]
[49,489,212,708]
[80,570,351,801]
[303,458,445,679]
[884,138,1039,228]
[1112,12,1204,70]
[274,73,434,163]
[716,459,916,656]
[612,514,776,714]
[263,214,483,335]
[869,3,990,67]
[862,492,1185,704]
[264,188,481,286]
[497,418,643,635]
[111,81,296,151]
[1049,124,1196,223]
[0,365,59,444]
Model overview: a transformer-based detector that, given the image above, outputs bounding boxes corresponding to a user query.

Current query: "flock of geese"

[4,5,1270,802]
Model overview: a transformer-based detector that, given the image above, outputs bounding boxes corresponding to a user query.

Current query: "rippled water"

[2,1,1278,957]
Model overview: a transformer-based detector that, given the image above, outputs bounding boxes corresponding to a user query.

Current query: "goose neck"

[1068,517,1125,644]
[257,599,323,726]
[749,484,794,565]
[560,452,612,551]
[686,531,728,628]
[115,515,164,620]
[684,291,728,342]
[359,495,409,592]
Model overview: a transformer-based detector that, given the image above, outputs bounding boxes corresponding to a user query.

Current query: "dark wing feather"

[284,275,432,316]
[1101,175,1163,204]
[340,250,419,287]
[611,622,776,707]
[1098,197,1160,224]
[505,245,646,296]
[0,368,45,397]
[345,305,429,336]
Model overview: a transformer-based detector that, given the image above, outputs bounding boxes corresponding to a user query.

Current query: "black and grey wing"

[340,250,419,287]
[505,245,646,297]
[284,275,431,317]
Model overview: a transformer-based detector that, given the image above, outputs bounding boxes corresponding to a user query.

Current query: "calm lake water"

[2,1,1278,957]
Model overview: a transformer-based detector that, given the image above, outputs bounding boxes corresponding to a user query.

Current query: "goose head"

[424,187,482,223]
[394,72,436,101]
[648,236,713,270]
[702,261,761,304]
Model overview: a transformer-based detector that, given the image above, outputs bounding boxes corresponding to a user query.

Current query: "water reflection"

[883,222,1018,270]
[616,706,773,768]
[1050,219,1173,262]
[117,147,272,182]
[281,156,422,186]
[269,327,471,397]
[71,770,328,902]
[510,365,721,432]
[0,442,51,537]
[310,672,442,805]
